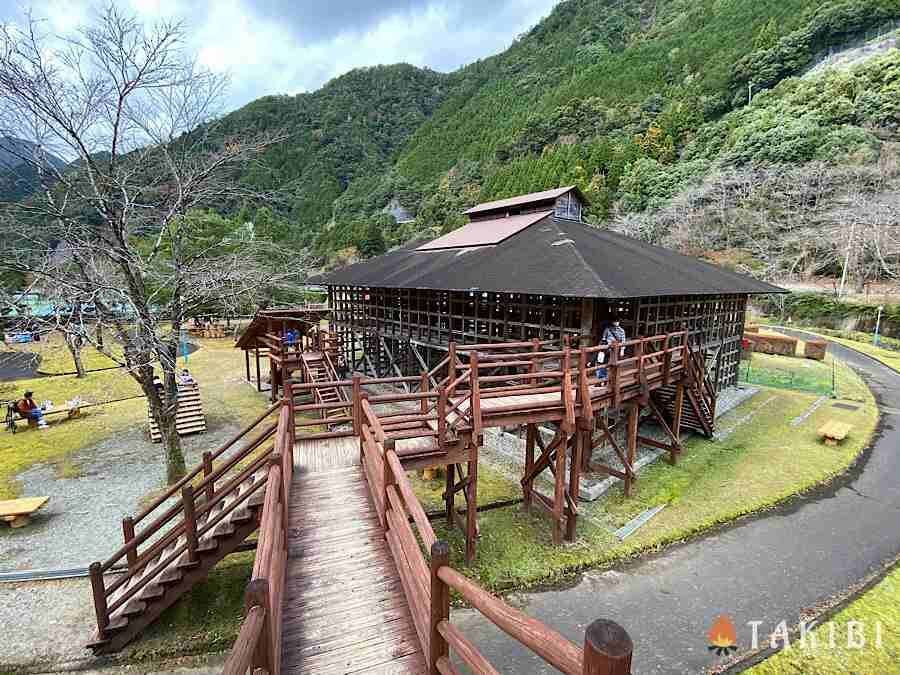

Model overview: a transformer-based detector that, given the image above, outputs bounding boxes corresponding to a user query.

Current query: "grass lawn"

[0,335,269,499]
[748,561,900,674]
[122,351,878,665]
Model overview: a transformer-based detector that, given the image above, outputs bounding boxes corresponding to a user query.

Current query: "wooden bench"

[818,420,852,446]
[0,496,50,528]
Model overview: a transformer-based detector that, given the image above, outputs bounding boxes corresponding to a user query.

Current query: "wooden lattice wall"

[328,286,748,390]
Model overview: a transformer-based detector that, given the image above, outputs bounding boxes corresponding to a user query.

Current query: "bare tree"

[0,6,302,482]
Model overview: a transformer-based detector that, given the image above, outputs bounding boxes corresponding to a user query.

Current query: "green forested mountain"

[212,0,900,278]
[211,64,448,250]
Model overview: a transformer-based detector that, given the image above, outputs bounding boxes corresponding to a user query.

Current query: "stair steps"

[147,384,208,442]
[88,464,270,654]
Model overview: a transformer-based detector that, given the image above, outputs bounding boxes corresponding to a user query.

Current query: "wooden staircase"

[301,352,350,423]
[88,406,284,654]
[147,383,207,442]
[653,349,716,437]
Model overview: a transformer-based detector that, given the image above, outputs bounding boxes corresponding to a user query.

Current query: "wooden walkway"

[280,437,427,673]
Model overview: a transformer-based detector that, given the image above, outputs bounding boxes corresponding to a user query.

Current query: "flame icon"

[707,614,738,655]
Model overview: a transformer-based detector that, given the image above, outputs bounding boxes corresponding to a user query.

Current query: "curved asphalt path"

[454,334,900,673]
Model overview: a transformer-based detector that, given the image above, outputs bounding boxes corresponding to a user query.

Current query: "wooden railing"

[88,403,284,640]
[292,330,694,452]
[357,399,634,674]
[223,402,294,675]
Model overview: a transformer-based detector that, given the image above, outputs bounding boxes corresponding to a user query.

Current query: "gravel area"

[0,576,228,672]
[0,578,97,670]
[1,422,244,572]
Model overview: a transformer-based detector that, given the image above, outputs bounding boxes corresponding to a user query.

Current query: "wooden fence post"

[122,516,137,571]
[420,371,429,415]
[89,562,109,639]
[182,485,200,563]
[447,342,457,396]
[202,451,215,502]
[245,578,274,674]
[428,541,450,674]
[469,350,482,440]
[437,387,447,450]
[582,619,633,675]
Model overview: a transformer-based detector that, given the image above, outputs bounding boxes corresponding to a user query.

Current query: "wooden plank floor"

[281,439,426,674]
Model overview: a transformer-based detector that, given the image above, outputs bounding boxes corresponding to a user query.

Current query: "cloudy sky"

[0,0,559,112]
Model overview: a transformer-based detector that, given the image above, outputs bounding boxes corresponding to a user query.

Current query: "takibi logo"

[707,614,738,656]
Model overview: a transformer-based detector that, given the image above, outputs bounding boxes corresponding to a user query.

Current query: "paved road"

[455,335,900,674]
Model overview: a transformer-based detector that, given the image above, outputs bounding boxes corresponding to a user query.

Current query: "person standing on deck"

[596,318,627,379]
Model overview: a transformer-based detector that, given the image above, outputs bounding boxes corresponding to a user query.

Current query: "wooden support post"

[530,337,540,386]
[662,334,671,385]
[244,349,251,383]
[625,404,638,498]
[182,484,200,563]
[89,561,108,639]
[672,381,685,448]
[578,349,592,427]
[469,351,482,441]
[351,374,362,436]
[284,380,295,438]
[429,541,450,674]
[565,429,585,542]
[384,445,396,533]
[524,423,535,513]
[420,371,429,415]
[122,516,137,571]
[465,441,479,565]
[609,343,620,409]
[255,347,261,392]
[437,388,446,451]
[582,619,633,675]
[202,451,215,502]
[447,342,457,394]
[270,362,280,403]
[445,462,455,528]
[552,429,568,545]
[245,578,274,675]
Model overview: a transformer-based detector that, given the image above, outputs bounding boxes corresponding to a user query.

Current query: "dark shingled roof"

[313,215,784,298]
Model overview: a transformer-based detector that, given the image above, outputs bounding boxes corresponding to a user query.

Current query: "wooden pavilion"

[305,187,782,559]
[235,305,330,400]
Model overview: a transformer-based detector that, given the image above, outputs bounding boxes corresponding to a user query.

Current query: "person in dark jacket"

[596,319,627,379]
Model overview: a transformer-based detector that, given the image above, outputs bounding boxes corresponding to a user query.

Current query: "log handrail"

[224,403,293,675]
[132,402,282,525]
[437,565,583,674]
[100,421,278,575]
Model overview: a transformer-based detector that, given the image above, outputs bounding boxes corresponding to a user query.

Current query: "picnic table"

[818,420,852,446]
[0,496,50,528]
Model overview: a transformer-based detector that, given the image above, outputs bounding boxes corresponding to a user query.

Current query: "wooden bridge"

[88,331,712,672]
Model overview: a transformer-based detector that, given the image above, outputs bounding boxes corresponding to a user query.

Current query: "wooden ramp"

[148,384,208,442]
[280,437,426,674]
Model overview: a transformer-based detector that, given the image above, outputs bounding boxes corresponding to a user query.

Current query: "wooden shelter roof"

[463,186,581,216]
[313,215,784,298]
[234,307,329,349]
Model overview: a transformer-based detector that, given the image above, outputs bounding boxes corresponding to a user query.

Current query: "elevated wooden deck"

[281,437,425,673]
